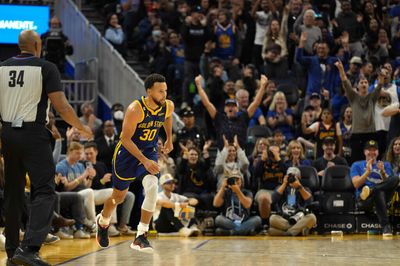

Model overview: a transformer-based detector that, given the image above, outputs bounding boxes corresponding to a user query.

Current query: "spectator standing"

[294,9,322,55]
[181,6,211,107]
[236,88,266,127]
[251,0,276,71]
[335,60,384,163]
[332,0,365,56]
[41,17,74,75]
[296,31,349,97]
[303,108,343,159]
[195,74,268,150]
[175,107,207,153]
[338,106,353,162]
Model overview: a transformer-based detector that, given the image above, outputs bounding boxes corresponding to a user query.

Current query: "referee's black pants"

[1,123,56,258]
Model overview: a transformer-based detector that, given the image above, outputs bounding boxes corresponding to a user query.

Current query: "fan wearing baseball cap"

[176,107,206,152]
[194,74,269,150]
[350,140,399,236]
[153,174,200,237]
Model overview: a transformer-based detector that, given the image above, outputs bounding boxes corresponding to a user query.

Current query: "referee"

[0,30,92,266]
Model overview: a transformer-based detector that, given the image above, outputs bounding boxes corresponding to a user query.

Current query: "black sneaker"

[130,233,153,253]
[11,247,51,266]
[96,214,110,248]
[383,224,393,237]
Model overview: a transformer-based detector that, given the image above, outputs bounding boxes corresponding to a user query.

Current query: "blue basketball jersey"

[132,96,168,151]
[111,96,169,188]
[214,22,236,60]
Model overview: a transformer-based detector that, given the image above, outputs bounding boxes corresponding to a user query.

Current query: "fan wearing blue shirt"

[351,140,399,236]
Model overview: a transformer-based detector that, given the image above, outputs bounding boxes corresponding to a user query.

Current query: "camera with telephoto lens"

[287,173,296,183]
[227,177,236,186]
[289,211,305,225]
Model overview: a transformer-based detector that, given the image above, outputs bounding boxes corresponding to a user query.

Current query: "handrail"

[56,0,145,109]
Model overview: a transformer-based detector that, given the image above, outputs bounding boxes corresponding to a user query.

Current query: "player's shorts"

[112,144,159,191]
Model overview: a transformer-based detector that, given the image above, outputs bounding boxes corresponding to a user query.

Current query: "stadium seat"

[298,166,319,192]
[247,125,273,143]
[316,165,356,234]
[320,165,354,213]
[277,83,300,107]
[246,125,273,155]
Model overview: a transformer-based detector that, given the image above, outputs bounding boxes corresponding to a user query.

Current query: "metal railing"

[62,80,97,114]
[61,57,98,113]
[55,0,145,109]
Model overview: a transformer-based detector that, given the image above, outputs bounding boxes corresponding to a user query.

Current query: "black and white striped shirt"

[0,53,62,124]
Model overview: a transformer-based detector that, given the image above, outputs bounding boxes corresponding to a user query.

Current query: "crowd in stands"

[96,0,400,236]
[2,0,400,248]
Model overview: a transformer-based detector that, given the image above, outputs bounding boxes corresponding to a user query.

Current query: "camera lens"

[227,177,235,185]
[288,173,296,183]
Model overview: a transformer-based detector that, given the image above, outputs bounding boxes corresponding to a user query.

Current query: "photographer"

[41,17,74,75]
[268,167,316,236]
[213,170,262,236]
[254,143,286,226]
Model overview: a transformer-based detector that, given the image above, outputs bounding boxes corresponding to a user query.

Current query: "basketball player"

[96,74,174,252]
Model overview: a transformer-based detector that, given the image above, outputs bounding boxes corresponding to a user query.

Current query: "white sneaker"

[179,227,198,237]
[74,229,90,239]
[108,224,121,237]
[360,186,370,200]
[118,226,136,236]
[54,229,73,239]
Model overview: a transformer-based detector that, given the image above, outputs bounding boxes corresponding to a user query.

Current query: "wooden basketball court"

[1,234,398,265]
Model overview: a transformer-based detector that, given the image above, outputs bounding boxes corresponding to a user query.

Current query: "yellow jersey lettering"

[139,129,157,141]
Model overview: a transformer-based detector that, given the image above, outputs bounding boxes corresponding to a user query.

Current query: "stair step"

[78,2,150,82]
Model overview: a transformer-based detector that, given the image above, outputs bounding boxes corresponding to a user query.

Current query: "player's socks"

[130,233,153,253]
[136,222,149,237]
[131,222,153,253]
[99,212,111,227]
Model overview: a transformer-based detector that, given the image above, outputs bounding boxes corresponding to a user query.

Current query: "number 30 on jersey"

[139,129,157,141]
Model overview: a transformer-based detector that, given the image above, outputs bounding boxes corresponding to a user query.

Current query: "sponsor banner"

[0,5,49,44]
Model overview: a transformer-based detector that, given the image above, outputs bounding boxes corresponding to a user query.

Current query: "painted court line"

[56,240,130,265]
